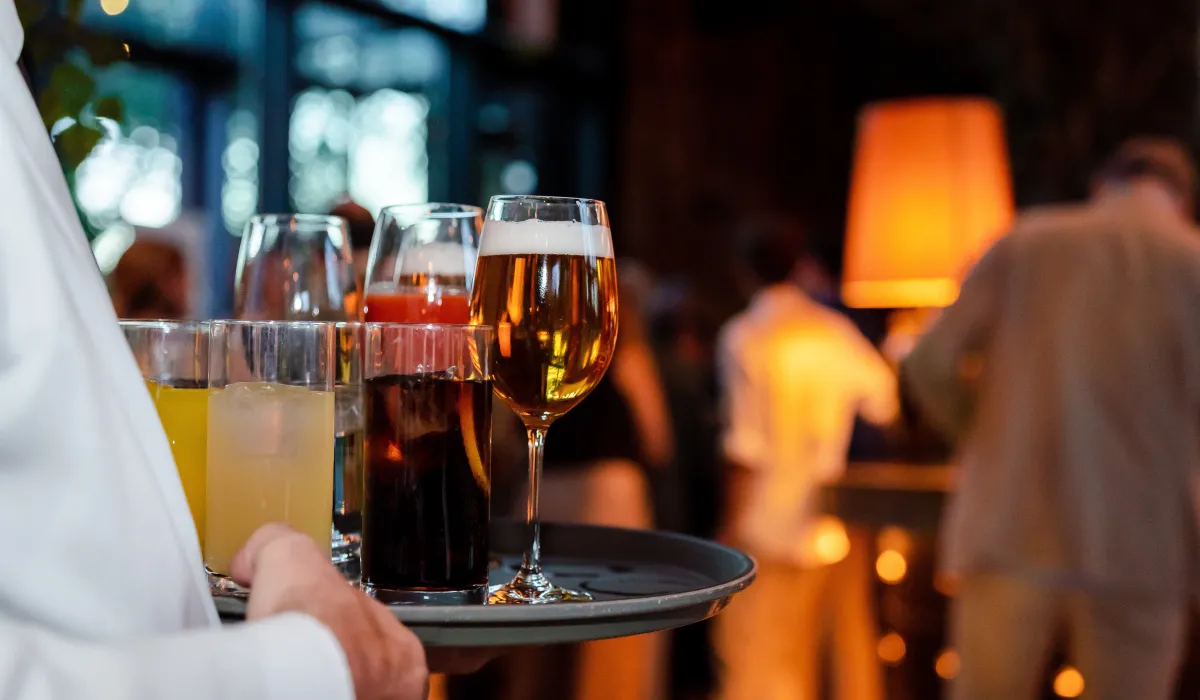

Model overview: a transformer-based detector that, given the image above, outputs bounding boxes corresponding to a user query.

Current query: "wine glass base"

[331,529,361,582]
[207,567,250,599]
[488,573,593,605]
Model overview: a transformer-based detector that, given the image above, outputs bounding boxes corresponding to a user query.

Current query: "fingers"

[231,525,433,700]
[229,522,302,586]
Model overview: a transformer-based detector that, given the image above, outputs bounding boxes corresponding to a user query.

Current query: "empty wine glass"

[235,214,360,321]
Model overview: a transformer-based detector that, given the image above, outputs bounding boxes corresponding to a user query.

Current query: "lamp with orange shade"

[842,97,1014,311]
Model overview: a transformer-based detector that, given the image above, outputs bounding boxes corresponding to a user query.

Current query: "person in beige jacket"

[902,137,1200,700]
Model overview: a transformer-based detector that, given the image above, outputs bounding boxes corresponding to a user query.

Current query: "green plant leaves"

[54,123,104,171]
[37,62,95,128]
[95,95,123,122]
[64,0,84,22]
[22,11,129,171]
[14,0,45,28]
[21,6,130,241]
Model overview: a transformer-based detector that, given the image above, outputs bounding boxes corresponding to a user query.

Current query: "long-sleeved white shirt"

[903,190,1200,598]
[0,5,354,698]
[717,284,898,566]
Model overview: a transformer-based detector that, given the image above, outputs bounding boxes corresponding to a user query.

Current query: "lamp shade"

[842,97,1014,308]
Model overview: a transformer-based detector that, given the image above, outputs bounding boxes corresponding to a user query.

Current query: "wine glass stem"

[521,425,548,579]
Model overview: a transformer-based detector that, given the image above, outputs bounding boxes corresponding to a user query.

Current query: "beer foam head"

[478,220,614,258]
[399,241,477,275]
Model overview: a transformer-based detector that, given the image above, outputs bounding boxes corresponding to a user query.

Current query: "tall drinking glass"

[235,214,360,321]
[361,323,493,604]
[121,320,209,554]
[236,213,362,574]
[363,203,482,324]
[469,195,619,604]
[333,321,365,578]
[206,320,336,597]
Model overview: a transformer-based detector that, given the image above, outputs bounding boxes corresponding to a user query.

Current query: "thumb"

[229,523,301,586]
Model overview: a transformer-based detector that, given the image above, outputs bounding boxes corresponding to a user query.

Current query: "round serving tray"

[215,520,755,646]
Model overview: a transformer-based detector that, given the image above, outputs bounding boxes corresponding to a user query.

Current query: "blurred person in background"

[330,199,375,288]
[715,218,898,700]
[109,238,189,319]
[788,238,893,461]
[612,260,676,476]
[648,278,724,700]
[537,259,669,700]
[648,277,722,538]
[902,137,1200,700]
[448,373,647,700]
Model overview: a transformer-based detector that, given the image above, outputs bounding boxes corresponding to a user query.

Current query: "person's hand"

[230,524,429,700]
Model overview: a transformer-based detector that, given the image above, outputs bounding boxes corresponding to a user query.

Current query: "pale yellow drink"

[205,381,335,575]
[145,380,208,554]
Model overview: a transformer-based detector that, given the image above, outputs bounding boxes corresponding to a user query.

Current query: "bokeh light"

[876,549,907,584]
[222,110,259,236]
[935,649,960,680]
[289,87,428,216]
[877,526,912,555]
[811,516,850,565]
[499,159,539,194]
[1053,666,1085,698]
[377,0,486,33]
[101,0,130,16]
[90,223,136,274]
[877,632,906,666]
[76,121,182,231]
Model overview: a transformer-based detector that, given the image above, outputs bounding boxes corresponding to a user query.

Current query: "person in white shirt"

[902,137,1200,700]
[0,8,478,699]
[714,220,898,700]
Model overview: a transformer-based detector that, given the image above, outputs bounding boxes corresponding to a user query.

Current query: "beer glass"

[469,195,619,603]
[206,320,336,597]
[361,323,493,604]
[333,321,365,578]
[235,214,360,321]
[362,203,482,324]
[121,320,209,554]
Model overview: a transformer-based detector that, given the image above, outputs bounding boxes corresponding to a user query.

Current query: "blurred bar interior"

[21,0,1200,698]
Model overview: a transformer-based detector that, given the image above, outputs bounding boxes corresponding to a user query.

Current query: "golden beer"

[470,223,618,426]
[475,202,616,604]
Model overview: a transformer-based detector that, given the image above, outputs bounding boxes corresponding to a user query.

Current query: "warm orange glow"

[843,97,1014,308]
[877,632,906,665]
[935,649,961,680]
[1053,667,1085,698]
[809,516,851,565]
[876,549,907,584]
[876,526,912,556]
[933,572,959,597]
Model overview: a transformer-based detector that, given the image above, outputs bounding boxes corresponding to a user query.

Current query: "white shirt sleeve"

[0,15,355,700]
[717,324,768,471]
[846,325,900,427]
[0,613,355,700]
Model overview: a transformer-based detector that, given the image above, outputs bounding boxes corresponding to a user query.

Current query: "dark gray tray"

[214,520,755,646]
